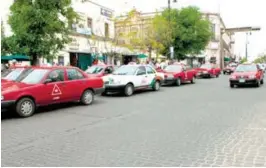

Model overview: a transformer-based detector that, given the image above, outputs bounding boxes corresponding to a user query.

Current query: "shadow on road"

[1,100,104,120]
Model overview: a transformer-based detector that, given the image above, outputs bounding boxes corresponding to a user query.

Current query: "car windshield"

[164,65,182,72]
[18,69,49,84]
[86,66,104,74]
[2,68,25,80]
[235,64,257,72]
[200,64,212,69]
[113,65,137,75]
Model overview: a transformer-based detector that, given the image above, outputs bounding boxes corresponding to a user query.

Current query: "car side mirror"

[44,78,52,84]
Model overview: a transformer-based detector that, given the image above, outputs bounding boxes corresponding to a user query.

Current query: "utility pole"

[168,0,177,60]
[245,32,251,59]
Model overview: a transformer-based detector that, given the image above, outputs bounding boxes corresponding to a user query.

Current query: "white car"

[102,64,163,96]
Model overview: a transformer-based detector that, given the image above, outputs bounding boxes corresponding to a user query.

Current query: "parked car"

[162,63,197,86]
[229,64,264,88]
[194,64,221,78]
[1,66,104,117]
[85,65,114,77]
[102,64,163,96]
[223,63,238,75]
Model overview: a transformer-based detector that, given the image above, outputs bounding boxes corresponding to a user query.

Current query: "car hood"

[87,73,103,78]
[232,71,257,76]
[1,82,33,94]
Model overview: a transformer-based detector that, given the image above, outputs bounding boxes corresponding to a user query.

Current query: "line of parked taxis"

[1,62,223,118]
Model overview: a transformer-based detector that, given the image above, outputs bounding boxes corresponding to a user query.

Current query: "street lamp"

[245,32,252,59]
[168,0,177,60]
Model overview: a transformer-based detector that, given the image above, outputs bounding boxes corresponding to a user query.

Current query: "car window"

[47,69,65,82]
[146,66,155,74]
[66,69,84,80]
[165,65,183,72]
[235,64,257,72]
[113,65,138,75]
[86,66,104,74]
[3,68,25,80]
[200,64,212,69]
[19,69,50,84]
[136,66,146,75]
[104,66,114,74]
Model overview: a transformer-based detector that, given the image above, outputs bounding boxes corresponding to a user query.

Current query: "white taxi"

[102,64,163,96]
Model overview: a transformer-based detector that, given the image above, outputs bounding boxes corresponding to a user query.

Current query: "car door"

[134,66,149,88]
[145,66,157,86]
[42,69,68,104]
[184,65,194,81]
[65,68,87,101]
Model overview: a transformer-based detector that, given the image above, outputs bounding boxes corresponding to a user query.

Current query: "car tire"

[15,97,36,118]
[216,74,219,78]
[124,83,134,96]
[176,78,181,86]
[191,76,196,84]
[223,72,226,75]
[256,80,261,87]
[230,83,234,88]
[260,79,264,85]
[81,89,94,105]
[101,91,107,96]
[153,80,160,91]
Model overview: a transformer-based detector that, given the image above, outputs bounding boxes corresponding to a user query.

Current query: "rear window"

[18,69,49,84]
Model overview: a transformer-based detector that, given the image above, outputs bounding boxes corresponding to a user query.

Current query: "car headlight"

[249,75,256,79]
[1,95,4,101]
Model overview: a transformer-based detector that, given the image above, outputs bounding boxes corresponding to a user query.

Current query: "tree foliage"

[153,7,212,60]
[5,0,78,65]
[240,57,248,64]
[253,54,266,63]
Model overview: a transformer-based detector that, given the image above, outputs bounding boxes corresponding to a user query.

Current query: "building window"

[105,23,109,38]
[58,56,64,66]
[87,17,92,29]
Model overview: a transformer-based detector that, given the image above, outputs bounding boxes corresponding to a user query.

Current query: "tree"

[7,0,78,65]
[240,57,248,64]
[253,53,266,63]
[153,7,212,60]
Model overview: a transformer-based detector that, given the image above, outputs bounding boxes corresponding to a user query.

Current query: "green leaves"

[5,0,78,64]
[152,7,212,60]
[253,54,266,64]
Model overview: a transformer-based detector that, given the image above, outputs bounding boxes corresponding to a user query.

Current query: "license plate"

[239,79,245,83]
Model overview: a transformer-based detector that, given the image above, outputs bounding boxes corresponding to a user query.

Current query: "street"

[1,75,266,167]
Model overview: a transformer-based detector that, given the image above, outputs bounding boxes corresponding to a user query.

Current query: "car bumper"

[94,87,105,95]
[230,79,258,85]
[162,78,176,85]
[1,100,15,110]
[223,70,233,73]
[105,84,126,92]
[197,73,210,77]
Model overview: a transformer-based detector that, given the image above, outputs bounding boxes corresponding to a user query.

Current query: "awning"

[138,54,148,59]
[224,57,231,61]
[1,54,30,61]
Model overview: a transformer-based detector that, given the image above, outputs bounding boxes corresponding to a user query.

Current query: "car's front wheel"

[191,76,196,84]
[230,83,234,88]
[260,79,264,85]
[124,83,134,96]
[16,97,36,117]
[81,89,94,105]
[153,80,160,91]
[256,80,261,87]
[176,78,181,86]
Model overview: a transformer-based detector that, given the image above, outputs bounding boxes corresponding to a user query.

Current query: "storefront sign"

[76,27,92,35]
[101,8,113,18]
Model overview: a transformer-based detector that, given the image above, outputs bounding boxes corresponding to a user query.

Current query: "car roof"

[29,66,81,70]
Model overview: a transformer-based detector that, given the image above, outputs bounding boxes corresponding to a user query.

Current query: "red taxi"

[1,66,104,117]
[85,65,114,77]
[223,63,237,75]
[229,64,264,88]
[195,64,221,78]
[162,64,197,86]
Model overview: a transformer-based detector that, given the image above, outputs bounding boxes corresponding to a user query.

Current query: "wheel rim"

[155,82,160,90]
[127,86,133,95]
[84,91,93,104]
[21,101,33,115]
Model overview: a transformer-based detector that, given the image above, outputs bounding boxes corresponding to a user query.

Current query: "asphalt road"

[2,75,266,167]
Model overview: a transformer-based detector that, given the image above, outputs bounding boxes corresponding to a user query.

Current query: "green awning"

[224,57,231,61]
[138,54,148,59]
[1,54,30,61]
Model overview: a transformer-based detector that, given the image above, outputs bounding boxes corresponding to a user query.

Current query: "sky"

[1,0,266,60]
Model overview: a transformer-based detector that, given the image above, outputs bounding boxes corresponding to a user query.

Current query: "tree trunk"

[31,54,39,66]
[148,47,152,60]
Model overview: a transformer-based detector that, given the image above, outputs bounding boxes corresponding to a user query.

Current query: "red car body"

[1,66,104,117]
[162,64,197,86]
[194,64,221,78]
[229,64,264,88]
[223,64,237,75]
[85,65,115,78]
